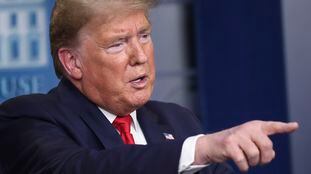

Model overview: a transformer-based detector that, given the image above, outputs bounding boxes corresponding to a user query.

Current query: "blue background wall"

[194,0,290,173]
[0,1,58,101]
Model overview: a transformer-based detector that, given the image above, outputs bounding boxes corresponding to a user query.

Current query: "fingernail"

[289,122,299,128]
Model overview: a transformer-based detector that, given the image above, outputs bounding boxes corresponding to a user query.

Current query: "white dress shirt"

[98,107,207,174]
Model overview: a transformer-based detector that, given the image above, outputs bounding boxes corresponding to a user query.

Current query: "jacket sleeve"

[0,116,184,174]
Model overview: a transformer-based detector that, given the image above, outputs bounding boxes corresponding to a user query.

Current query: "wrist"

[193,135,212,165]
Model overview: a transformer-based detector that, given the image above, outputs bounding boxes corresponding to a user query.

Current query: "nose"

[129,38,148,66]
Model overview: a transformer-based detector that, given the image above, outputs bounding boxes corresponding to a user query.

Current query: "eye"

[139,33,151,44]
[106,42,125,54]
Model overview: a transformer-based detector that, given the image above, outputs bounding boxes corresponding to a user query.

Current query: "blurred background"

[0,0,310,173]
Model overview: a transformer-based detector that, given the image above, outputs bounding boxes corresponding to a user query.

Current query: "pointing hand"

[194,121,299,172]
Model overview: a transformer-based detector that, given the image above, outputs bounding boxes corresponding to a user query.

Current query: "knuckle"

[248,120,262,126]
[262,159,270,164]
[249,149,260,158]
[235,155,246,164]
[248,149,260,166]
[223,134,236,146]
[263,140,273,150]
[263,156,273,164]
[240,120,263,133]
[261,150,275,164]
[249,158,258,166]
[249,160,258,167]
[238,163,249,172]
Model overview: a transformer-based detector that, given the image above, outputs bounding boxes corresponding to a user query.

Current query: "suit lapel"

[137,106,172,144]
[79,109,124,149]
[57,79,124,149]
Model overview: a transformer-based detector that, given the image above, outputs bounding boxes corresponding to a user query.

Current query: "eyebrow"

[113,24,151,35]
[138,25,152,34]
[98,24,152,46]
[140,23,152,31]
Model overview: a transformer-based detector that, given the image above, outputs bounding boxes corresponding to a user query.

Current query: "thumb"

[263,121,299,136]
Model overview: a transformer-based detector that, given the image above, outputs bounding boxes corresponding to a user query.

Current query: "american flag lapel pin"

[163,133,175,140]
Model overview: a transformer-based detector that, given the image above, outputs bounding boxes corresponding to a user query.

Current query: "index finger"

[262,121,299,135]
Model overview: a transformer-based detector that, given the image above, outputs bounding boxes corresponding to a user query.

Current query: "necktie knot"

[112,114,135,144]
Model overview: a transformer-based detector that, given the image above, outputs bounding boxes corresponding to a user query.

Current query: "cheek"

[146,42,154,58]
[87,52,127,78]
[148,55,155,77]
[145,44,155,68]
[81,60,126,92]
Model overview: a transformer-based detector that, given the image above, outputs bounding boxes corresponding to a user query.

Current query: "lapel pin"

[163,133,175,140]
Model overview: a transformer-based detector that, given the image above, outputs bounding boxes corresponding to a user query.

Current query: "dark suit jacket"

[0,79,233,174]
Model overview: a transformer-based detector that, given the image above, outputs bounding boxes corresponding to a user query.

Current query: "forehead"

[82,10,151,35]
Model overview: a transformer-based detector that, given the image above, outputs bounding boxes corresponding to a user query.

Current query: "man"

[0,0,298,173]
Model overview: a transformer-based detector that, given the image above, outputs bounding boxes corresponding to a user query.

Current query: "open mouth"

[131,75,147,83]
[130,75,148,88]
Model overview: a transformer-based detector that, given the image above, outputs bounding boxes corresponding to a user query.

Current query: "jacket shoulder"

[0,93,57,121]
[144,100,196,117]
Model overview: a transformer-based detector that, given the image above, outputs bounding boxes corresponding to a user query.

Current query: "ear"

[58,48,83,80]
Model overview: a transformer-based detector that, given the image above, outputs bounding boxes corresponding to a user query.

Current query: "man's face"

[75,11,155,115]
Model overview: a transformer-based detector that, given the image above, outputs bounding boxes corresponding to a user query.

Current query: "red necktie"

[112,114,135,144]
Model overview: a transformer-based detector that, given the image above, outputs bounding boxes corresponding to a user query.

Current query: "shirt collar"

[98,107,139,130]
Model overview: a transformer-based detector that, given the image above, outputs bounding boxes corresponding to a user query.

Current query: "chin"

[127,83,153,109]
[130,90,152,108]
[131,95,149,108]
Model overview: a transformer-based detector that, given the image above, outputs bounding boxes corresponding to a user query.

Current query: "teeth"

[131,76,146,83]
[132,78,142,82]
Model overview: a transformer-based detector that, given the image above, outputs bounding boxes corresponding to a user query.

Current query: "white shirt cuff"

[178,134,209,174]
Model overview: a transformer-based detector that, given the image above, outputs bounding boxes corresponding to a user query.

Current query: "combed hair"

[50,0,156,78]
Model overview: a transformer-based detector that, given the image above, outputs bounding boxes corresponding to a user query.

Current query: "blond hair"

[50,0,156,78]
